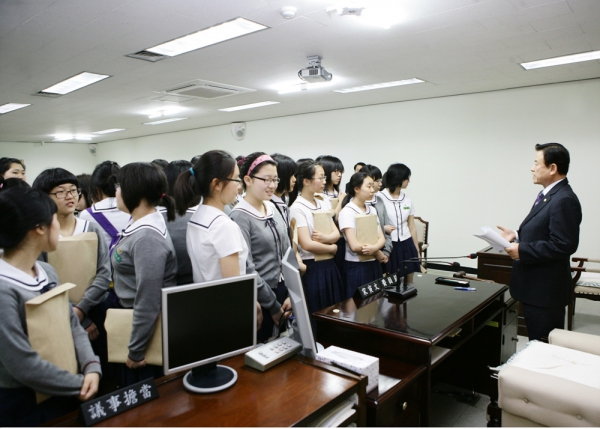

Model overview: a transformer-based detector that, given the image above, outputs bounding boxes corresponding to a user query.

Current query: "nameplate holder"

[355,274,398,300]
[79,377,159,426]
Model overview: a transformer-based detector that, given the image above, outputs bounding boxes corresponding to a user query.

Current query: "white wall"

[5,79,599,268]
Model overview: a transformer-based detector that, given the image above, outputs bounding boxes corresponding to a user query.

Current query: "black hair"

[90,161,120,202]
[296,158,313,165]
[32,168,79,194]
[385,163,412,194]
[271,153,297,195]
[354,162,366,171]
[361,164,382,181]
[0,187,57,250]
[239,152,277,190]
[341,172,370,208]
[76,174,93,209]
[0,177,30,190]
[190,154,202,166]
[173,150,236,215]
[151,159,169,170]
[0,158,25,177]
[288,160,320,206]
[117,163,175,221]
[164,160,193,196]
[315,155,344,193]
[535,142,570,175]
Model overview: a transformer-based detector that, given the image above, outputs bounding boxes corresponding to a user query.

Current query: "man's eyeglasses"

[49,188,81,199]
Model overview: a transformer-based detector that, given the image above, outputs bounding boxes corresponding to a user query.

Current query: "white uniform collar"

[296,195,324,211]
[0,258,50,291]
[73,217,88,235]
[347,200,373,215]
[121,210,168,238]
[89,197,118,212]
[380,189,406,202]
[232,198,274,220]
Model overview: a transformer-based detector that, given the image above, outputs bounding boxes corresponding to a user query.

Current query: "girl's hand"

[256,302,263,331]
[384,225,396,234]
[79,373,100,401]
[376,252,389,264]
[361,244,378,255]
[126,357,146,369]
[85,322,99,341]
[311,230,325,243]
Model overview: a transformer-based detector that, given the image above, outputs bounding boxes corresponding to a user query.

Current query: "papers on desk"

[306,393,358,427]
[474,226,511,251]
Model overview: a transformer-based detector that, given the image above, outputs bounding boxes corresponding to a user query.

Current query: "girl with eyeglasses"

[338,172,387,299]
[230,152,291,342]
[0,183,101,426]
[289,161,342,326]
[32,169,112,342]
[111,163,178,387]
[79,161,131,249]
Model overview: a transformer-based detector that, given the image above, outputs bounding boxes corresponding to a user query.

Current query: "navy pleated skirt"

[257,281,288,343]
[345,260,383,299]
[334,236,347,288]
[302,259,342,316]
[386,239,420,276]
[0,386,79,426]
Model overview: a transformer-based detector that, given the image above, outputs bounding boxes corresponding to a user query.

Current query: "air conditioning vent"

[156,79,255,99]
[126,50,168,62]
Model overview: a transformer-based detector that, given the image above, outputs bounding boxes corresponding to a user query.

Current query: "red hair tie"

[161,193,165,199]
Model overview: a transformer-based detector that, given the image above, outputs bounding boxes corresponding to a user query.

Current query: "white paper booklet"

[474,226,511,251]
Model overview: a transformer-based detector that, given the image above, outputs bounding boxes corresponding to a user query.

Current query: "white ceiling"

[1,0,599,144]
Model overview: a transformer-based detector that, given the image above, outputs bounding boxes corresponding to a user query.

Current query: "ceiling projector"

[298,55,332,82]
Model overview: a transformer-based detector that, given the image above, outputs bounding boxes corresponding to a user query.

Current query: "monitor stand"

[183,362,238,393]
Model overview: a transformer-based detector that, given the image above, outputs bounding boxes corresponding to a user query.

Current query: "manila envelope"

[313,211,335,262]
[330,197,339,211]
[25,283,78,403]
[356,214,378,262]
[47,232,97,303]
[105,308,163,366]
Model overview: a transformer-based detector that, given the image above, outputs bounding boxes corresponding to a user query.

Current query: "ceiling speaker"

[89,144,97,156]
[231,122,246,140]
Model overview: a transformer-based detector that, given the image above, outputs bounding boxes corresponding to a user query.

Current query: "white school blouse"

[378,189,415,242]
[289,196,330,261]
[79,197,131,248]
[187,204,248,283]
[338,200,381,262]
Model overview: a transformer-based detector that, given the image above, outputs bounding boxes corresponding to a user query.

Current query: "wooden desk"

[313,273,508,426]
[51,355,367,427]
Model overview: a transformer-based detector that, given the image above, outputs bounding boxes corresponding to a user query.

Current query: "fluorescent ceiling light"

[143,118,188,125]
[52,134,94,141]
[146,18,267,57]
[0,103,31,114]
[219,101,279,112]
[334,78,424,93]
[276,80,337,95]
[93,128,125,134]
[520,50,600,70]
[40,72,110,95]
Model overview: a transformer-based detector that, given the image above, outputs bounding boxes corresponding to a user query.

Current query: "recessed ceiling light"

[520,50,600,70]
[334,78,424,93]
[143,118,188,125]
[0,103,31,114]
[93,128,125,134]
[53,135,73,142]
[146,18,268,57]
[40,72,110,95]
[219,101,280,112]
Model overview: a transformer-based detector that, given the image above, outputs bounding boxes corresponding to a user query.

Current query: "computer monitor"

[162,273,257,393]
[281,247,317,359]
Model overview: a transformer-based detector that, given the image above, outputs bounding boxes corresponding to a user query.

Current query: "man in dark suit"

[498,143,582,341]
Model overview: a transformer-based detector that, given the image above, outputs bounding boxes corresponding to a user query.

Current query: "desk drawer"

[368,380,420,427]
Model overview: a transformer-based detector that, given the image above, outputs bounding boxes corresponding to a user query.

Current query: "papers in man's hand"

[474,226,511,251]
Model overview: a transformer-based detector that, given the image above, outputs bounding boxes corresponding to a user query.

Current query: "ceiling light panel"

[146,18,268,57]
[521,50,600,70]
[334,78,425,93]
[0,103,31,114]
[143,118,189,125]
[40,72,110,95]
[219,101,280,112]
[93,128,125,134]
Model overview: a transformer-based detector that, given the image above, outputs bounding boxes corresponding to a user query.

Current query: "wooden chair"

[567,257,600,330]
[413,216,429,259]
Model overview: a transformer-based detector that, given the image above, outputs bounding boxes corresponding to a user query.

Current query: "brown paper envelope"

[25,283,78,403]
[356,214,378,262]
[330,197,339,211]
[47,232,98,303]
[105,309,163,366]
[313,211,335,262]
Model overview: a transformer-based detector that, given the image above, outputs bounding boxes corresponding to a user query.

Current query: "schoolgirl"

[75,174,93,214]
[79,161,130,249]
[338,172,387,299]
[160,160,198,285]
[32,168,111,344]
[0,157,26,181]
[270,153,297,229]
[111,163,178,386]
[174,150,249,282]
[0,184,101,426]
[379,163,420,282]
[230,152,290,342]
[289,161,342,318]
[361,165,393,265]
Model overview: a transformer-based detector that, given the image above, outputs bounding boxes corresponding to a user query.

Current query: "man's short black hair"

[535,143,570,175]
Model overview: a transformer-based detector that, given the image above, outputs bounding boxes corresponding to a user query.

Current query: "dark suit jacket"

[510,178,582,308]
